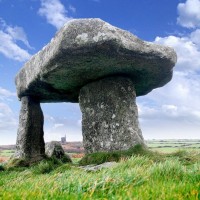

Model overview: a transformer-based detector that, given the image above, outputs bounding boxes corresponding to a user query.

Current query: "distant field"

[0,150,15,163]
[0,140,199,162]
[146,139,200,153]
[0,150,15,157]
[0,145,15,161]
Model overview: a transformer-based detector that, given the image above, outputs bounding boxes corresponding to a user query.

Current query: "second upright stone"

[79,76,145,154]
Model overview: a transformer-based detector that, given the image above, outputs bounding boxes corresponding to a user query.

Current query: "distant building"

[61,135,66,144]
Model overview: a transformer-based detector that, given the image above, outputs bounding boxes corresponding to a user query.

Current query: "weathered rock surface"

[14,18,177,160]
[13,96,45,163]
[15,18,177,103]
[45,141,72,162]
[79,76,145,153]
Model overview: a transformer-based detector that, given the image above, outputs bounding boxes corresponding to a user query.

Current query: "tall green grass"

[79,144,162,166]
[0,149,199,200]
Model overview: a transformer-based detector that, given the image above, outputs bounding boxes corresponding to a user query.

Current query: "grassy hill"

[0,146,199,200]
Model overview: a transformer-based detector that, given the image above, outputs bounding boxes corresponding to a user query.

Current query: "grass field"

[0,150,14,163]
[0,150,15,157]
[0,145,199,199]
[147,139,200,153]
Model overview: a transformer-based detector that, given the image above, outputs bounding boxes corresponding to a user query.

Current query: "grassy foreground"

[0,148,199,200]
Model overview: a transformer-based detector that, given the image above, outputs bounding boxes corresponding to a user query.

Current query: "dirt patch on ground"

[0,157,8,163]
[71,153,84,158]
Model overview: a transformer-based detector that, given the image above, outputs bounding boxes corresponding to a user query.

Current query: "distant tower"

[61,134,66,144]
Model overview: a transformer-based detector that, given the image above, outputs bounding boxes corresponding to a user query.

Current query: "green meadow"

[0,144,199,200]
[147,139,200,153]
[0,150,15,157]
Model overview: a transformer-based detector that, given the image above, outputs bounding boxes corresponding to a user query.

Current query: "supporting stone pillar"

[79,76,145,154]
[13,96,45,163]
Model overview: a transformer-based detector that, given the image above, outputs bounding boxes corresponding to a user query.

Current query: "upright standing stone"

[14,96,45,163]
[79,76,145,153]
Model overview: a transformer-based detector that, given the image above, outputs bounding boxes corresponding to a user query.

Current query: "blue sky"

[0,0,199,145]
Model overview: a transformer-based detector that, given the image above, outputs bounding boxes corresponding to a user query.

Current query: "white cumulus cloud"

[155,35,200,72]
[190,28,200,46]
[69,5,76,13]
[0,18,31,62]
[41,103,82,142]
[6,26,32,49]
[53,123,64,128]
[138,26,200,139]
[0,87,18,133]
[0,87,16,99]
[138,0,200,139]
[177,0,200,28]
[38,0,73,30]
[0,103,17,130]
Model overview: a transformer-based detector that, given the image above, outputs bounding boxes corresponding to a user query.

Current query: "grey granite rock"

[14,18,177,158]
[13,96,45,163]
[79,76,145,153]
[45,141,72,163]
[15,18,177,103]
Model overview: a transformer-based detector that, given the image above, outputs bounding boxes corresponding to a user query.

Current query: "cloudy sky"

[0,0,199,145]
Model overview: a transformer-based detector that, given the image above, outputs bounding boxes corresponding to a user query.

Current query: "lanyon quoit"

[13,18,177,163]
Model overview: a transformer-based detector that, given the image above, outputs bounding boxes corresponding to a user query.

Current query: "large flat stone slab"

[15,18,177,103]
